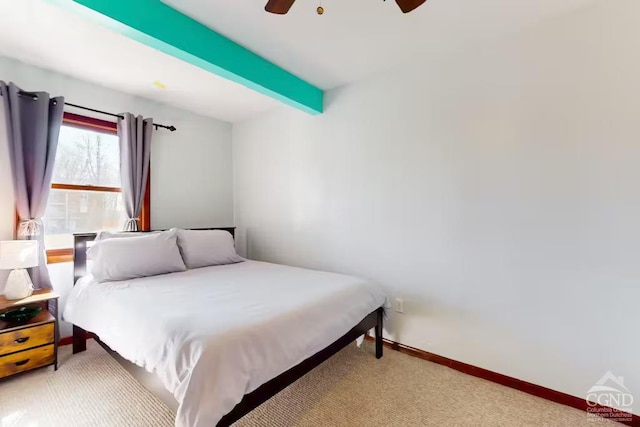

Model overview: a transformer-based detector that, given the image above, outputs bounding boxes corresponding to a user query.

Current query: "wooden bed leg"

[73,325,87,354]
[375,308,383,359]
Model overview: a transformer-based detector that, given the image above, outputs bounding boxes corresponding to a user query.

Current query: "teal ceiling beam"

[48,0,323,115]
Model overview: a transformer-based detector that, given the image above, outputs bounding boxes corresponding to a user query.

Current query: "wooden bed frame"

[71,227,384,427]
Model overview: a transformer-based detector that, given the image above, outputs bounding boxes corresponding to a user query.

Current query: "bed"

[64,228,386,427]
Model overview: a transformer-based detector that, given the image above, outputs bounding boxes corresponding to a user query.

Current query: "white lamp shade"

[0,240,39,269]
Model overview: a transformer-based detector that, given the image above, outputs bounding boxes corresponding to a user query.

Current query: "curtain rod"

[3,89,177,132]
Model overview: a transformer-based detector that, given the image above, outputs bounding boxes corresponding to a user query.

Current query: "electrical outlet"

[395,298,404,313]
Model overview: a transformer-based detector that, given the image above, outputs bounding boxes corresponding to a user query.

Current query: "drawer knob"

[14,359,30,367]
[14,337,29,344]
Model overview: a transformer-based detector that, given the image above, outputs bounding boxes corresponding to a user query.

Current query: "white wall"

[234,0,640,406]
[0,56,234,335]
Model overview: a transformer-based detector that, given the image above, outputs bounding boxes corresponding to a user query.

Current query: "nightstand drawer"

[0,344,54,378]
[0,323,54,356]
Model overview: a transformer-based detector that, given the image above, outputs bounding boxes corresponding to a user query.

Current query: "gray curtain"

[118,113,153,231]
[0,81,64,291]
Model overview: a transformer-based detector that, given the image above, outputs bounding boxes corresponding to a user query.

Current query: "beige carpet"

[0,341,615,427]
[0,341,174,427]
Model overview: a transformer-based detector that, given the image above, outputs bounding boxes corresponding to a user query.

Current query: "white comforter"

[63,260,386,427]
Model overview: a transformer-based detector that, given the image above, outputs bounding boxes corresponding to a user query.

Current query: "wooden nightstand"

[0,289,59,380]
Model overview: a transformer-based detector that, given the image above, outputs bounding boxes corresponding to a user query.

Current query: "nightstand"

[0,289,59,379]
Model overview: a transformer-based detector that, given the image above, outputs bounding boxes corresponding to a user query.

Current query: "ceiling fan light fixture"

[265,0,296,14]
[265,0,427,15]
[395,0,427,13]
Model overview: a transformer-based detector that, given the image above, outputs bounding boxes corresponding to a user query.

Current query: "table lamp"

[0,240,39,300]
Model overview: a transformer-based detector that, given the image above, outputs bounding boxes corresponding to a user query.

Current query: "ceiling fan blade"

[395,0,427,13]
[265,0,296,14]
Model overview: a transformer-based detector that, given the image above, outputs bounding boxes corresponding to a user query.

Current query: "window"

[42,113,150,263]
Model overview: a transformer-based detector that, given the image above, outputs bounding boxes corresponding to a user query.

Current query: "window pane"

[43,189,127,250]
[52,126,120,187]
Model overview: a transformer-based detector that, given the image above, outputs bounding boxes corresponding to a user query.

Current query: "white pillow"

[88,229,186,282]
[176,229,244,269]
[95,230,160,241]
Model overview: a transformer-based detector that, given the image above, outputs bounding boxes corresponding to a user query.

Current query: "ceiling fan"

[265,0,427,15]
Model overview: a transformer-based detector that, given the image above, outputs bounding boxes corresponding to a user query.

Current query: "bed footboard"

[218,306,384,426]
[73,325,87,354]
[375,307,383,359]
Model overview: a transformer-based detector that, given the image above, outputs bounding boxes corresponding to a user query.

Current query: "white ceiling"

[164,0,597,89]
[0,0,596,123]
[0,0,281,123]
